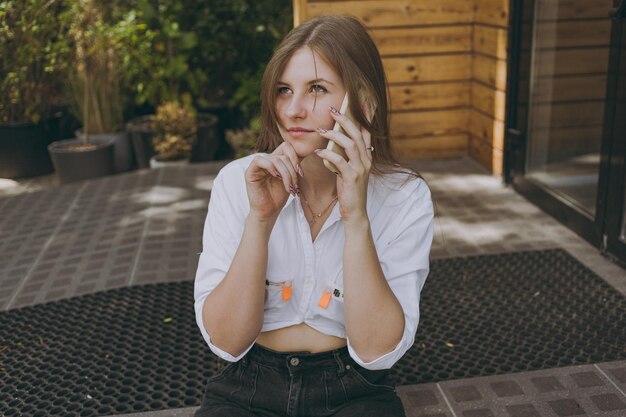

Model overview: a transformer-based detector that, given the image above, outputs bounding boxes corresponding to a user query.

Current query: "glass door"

[506,0,626,265]
[604,0,626,262]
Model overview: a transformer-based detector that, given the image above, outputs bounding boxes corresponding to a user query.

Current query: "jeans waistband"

[248,343,351,374]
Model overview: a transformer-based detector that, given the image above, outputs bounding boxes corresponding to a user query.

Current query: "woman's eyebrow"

[308,78,335,86]
[276,79,335,86]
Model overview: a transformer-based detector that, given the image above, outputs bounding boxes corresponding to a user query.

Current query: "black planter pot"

[190,113,219,163]
[0,116,61,179]
[126,116,156,169]
[75,130,135,173]
[126,112,220,169]
[48,137,115,184]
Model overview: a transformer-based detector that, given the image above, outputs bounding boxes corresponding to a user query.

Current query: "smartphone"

[323,92,377,175]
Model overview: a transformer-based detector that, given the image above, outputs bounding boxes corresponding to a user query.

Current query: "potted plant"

[48,0,133,183]
[0,0,71,179]
[127,101,219,169]
[149,101,195,167]
[225,116,260,159]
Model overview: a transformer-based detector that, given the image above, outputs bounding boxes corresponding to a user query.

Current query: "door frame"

[504,0,626,264]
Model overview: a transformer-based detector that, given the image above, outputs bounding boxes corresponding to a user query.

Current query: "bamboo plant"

[68,0,123,146]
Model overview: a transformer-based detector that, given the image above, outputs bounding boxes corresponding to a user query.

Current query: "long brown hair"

[258,15,420,180]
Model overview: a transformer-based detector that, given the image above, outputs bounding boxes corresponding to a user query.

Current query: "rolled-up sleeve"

[347,178,434,370]
[194,166,252,362]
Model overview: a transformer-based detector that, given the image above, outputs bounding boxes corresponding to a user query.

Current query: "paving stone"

[506,403,541,417]
[570,371,604,388]
[530,376,566,393]
[462,409,494,417]
[590,393,626,411]
[490,380,525,397]
[449,386,483,402]
[547,398,585,416]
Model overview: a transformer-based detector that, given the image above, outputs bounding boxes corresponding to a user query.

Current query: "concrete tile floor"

[1,156,625,417]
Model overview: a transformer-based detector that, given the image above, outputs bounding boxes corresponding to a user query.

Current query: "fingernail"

[296,164,304,177]
[317,127,327,133]
[314,149,321,154]
[329,106,339,114]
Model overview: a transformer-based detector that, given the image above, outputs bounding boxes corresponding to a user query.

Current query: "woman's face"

[276,47,346,158]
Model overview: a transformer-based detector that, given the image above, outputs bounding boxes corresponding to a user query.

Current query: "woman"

[194,15,433,417]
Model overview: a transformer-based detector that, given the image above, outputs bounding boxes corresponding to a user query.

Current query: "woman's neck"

[299,155,337,200]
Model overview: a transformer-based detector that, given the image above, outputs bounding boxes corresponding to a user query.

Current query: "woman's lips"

[287,128,314,137]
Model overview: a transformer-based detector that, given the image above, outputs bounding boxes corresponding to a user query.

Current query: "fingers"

[250,155,299,195]
[273,156,300,195]
[316,128,362,165]
[274,141,303,177]
[360,125,373,159]
[314,148,355,180]
[329,106,367,159]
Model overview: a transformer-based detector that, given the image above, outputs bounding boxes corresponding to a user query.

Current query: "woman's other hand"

[245,142,303,221]
[314,106,373,224]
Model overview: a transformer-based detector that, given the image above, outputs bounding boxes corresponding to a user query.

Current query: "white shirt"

[194,154,434,370]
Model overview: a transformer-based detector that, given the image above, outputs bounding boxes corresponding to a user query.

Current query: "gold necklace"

[301,192,338,225]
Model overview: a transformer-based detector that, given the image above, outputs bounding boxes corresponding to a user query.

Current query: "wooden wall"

[293,0,510,175]
[471,0,508,175]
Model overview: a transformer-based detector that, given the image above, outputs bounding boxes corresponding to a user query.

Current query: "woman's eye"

[278,86,292,94]
[310,84,327,94]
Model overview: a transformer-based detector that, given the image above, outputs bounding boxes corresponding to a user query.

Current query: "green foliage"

[225,116,260,158]
[66,0,153,137]
[152,101,197,161]
[0,0,292,128]
[0,0,71,124]
[122,0,293,119]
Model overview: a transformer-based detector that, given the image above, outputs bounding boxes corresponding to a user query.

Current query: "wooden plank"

[306,0,474,27]
[393,135,468,159]
[371,26,472,56]
[529,101,606,129]
[530,74,608,103]
[469,135,503,175]
[534,20,611,49]
[390,108,469,139]
[472,54,507,90]
[474,0,509,28]
[470,109,505,150]
[533,0,612,21]
[473,25,508,59]
[294,0,307,26]
[471,81,505,121]
[384,55,472,84]
[389,82,470,111]
[533,47,610,76]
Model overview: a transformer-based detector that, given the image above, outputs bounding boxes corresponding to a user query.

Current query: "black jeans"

[195,344,406,417]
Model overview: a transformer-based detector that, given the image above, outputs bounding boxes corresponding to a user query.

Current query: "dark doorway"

[505,0,626,265]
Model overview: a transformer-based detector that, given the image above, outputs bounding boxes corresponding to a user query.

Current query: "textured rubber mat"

[1,249,625,416]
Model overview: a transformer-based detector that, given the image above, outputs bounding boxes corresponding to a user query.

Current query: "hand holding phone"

[323,92,376,175]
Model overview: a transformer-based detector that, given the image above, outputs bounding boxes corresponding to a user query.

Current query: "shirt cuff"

[346,337,405,370]
[208,337,255,362]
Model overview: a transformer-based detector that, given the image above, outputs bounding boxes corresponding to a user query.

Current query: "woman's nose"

[285,95,307,119]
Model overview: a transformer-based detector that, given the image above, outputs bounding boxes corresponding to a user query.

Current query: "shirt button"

[290,357,300,366]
